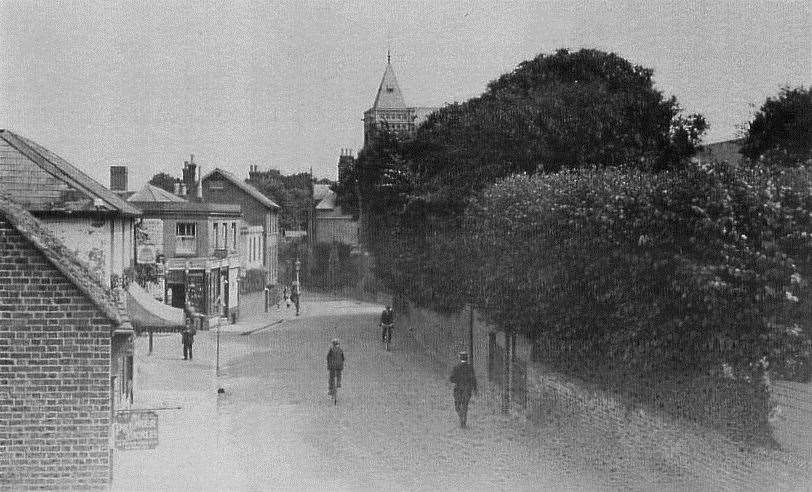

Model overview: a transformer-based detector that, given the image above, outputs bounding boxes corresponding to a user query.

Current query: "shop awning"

[126,282,185,331]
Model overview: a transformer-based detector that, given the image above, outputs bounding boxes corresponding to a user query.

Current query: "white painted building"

[0,130,140,288]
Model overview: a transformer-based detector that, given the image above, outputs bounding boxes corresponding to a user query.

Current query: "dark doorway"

[167,283,185,309]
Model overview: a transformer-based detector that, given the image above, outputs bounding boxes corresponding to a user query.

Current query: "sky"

[1,1,809,190]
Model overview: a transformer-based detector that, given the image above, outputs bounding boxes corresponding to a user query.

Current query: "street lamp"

[294,257,302,316]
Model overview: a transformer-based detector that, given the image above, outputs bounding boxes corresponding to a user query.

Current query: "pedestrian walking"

[283,286,290,309]
[449,351,477,428]
[290,281,300,316]
[182,309,196,360]
[327,338,344,396]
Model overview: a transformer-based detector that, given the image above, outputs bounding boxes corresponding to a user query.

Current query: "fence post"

[502,330,512,414]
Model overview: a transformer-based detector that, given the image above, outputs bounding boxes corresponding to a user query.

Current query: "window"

[232,223,237,251]
[176,222,196,255]
[213,223,219,249]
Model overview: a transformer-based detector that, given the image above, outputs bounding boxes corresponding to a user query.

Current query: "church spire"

[371,54,406,109]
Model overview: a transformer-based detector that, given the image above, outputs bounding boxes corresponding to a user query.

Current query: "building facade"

[201,168,280,293]
[0,194,133,489]
[0,130,140,289]
[129,186,243,321]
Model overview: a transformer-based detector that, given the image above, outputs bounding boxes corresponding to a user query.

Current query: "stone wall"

[397,301,810,489]
[0,216,113,489]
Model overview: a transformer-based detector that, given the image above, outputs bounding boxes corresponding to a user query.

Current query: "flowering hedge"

[453,162,810,441]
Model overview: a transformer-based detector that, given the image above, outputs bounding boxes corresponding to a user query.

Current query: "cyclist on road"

[380,305,394,345]
[327,338,344,396]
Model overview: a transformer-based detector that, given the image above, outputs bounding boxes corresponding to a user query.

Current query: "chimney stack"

[197,163,203,200]
[109,166,128,191]
[173,181,181,195]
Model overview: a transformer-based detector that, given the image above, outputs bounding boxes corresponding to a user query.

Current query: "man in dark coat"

[182,314,196,360]
[327,338,344,395]
[380,305,394,344]
[449,351,477,428]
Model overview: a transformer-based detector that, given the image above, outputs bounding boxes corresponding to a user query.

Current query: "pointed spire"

[371,55,406,109]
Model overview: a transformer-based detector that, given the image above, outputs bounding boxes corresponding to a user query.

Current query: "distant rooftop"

[203,168,280,210]
[0,129,140,216]
[128,183,187,203]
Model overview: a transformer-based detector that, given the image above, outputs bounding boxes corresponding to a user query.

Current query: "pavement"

[112,292,604,491]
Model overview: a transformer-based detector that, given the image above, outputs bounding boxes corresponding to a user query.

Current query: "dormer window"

[386,87,394,93]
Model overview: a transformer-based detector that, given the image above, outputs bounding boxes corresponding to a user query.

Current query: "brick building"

[200,168,280,293]
[128,184,243,321]
[0,194,133,489]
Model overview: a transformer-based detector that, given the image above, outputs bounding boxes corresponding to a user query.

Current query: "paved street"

[113,294,604,491]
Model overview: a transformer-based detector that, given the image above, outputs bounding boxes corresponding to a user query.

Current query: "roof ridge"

[203,168,280,210]
[0,130,141,216]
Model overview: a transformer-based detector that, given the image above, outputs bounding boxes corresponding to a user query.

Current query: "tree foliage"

[741,86,812,165]
[148,172,177,192]
[465,162,810,379]
[247,171,313,231]
[407,48,707,215]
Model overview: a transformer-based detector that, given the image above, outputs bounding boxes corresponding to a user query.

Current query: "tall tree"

[408,48,706,215]
[148,172,177,192]
[741,86,811,165]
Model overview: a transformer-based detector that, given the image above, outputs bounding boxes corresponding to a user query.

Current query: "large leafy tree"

[247,171,313,231]
[408,48,707,215]
[740,86,811,165]
[148,172,177,193]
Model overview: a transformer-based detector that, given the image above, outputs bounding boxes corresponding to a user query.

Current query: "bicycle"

[328,374,340,405]
[380,322,394,352]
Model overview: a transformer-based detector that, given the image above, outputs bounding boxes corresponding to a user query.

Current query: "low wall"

[398,302,810,489]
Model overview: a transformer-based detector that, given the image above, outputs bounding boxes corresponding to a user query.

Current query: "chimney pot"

[109,166,127,192]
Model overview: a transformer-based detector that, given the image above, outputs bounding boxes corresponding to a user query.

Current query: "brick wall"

[0,216,113,489]
[398,302,810,489]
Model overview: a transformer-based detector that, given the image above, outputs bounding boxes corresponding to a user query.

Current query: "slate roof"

[0,193,132,332]
[0,130,141,216]
[203,168,280,210]
[128,183,188,203]
[371,62,407,109]
[313,183,331,202]
[315,188,337,210]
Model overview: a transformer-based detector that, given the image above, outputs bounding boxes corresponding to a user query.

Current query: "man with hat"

[327,338,345,396]
[449,351,477,428]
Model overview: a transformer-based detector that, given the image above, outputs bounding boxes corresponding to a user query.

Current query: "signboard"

[114,410,159,450]
[137,245,157,264]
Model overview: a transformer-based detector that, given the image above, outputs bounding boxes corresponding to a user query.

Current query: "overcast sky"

[1,1,809,190]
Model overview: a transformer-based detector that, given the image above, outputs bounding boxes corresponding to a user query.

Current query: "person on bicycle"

[327,338,344,396]
[380,305,394,344]
[450,351,477,428]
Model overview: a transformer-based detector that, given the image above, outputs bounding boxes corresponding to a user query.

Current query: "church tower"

[363,52,417,147]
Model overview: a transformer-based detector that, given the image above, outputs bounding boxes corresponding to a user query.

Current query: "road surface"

[114,295,605,491]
